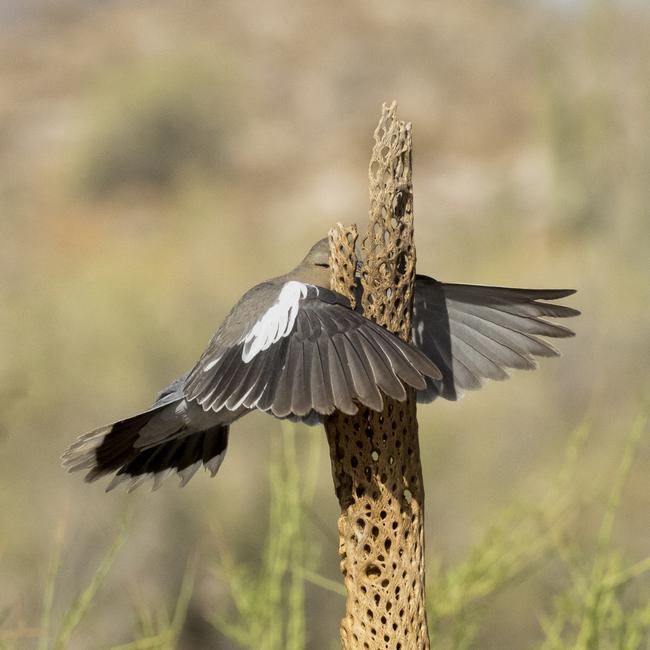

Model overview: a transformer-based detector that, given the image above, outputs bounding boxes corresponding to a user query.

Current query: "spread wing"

[184,282,441,417]
[412,276,579,401]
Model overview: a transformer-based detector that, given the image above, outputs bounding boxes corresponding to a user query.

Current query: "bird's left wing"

[184,282,441,418]
[411,276,579,401]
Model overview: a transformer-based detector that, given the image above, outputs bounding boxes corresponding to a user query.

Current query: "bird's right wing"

[184,282,441,418]
[412,276,579,401]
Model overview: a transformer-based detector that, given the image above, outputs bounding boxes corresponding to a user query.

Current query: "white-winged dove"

[63,238,578,492]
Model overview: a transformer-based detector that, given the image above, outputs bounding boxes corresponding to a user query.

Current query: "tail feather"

[62,405,229,492]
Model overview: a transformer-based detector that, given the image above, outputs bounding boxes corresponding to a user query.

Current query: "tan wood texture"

[325,102,429,649]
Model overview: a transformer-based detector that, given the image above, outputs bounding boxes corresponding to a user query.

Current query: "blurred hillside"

[1,0,649,648]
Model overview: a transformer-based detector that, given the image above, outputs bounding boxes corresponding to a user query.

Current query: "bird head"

[291,238,332,287]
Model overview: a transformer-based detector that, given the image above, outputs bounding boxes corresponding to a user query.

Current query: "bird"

[62,238,578,492]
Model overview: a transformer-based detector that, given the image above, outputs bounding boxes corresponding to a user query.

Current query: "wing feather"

[340,333,383,411]
[271,336,301,418]
[183,282,440,420]
[306,338,331,414]
[412,276,579,401]
[290,339,311,417]
[350,330,406,401]
[325,337,357,415]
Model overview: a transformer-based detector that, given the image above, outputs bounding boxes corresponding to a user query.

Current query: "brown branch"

[325,102,429,649]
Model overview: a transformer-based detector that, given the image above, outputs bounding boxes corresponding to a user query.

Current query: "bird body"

[63,238,578,491]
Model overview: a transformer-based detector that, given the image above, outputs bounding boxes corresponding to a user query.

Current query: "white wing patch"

[241,281,310,363]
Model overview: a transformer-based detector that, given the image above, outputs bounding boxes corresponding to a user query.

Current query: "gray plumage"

[184,284,438,417]
[411,277,578,401]
[62,377,231,492]
[62,238,578,492]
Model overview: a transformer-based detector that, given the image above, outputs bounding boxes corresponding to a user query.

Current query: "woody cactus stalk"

[325,102,430,649]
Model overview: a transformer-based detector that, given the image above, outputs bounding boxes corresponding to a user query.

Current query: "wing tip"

[539,288,577,300]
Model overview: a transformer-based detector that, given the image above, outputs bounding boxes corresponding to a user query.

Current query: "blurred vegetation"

[208,424,320,650]
[1,0,649,647]
[3,413,647,648]
[76,57,235,198]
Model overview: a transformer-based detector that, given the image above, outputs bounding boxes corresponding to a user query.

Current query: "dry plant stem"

[326,102,430,649]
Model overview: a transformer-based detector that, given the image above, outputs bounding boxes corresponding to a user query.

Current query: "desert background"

[1,1,649,648]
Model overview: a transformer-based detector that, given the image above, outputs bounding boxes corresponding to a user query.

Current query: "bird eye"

[315,263,329,268]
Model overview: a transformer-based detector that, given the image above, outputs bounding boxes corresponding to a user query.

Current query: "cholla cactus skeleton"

[325,102,430,649]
